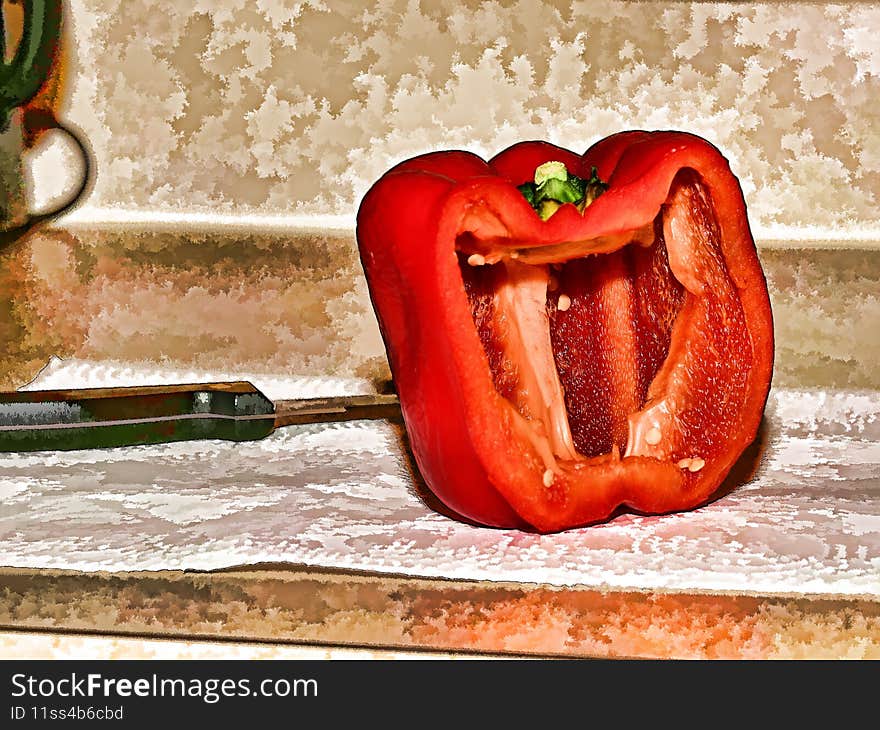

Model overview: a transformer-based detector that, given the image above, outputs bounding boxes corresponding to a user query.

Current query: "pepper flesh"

[356,131,774,532]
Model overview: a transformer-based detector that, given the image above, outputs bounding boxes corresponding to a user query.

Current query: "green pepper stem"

[518,161,608,220]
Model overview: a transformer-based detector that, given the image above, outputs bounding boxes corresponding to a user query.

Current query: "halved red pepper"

[356,131,774,532]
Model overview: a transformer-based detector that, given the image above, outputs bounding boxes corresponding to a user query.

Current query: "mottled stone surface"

[0,627,443,660]
[58,1,880,238]
[1,229,878,391]
[2,569,879,659]
[0,226,387,389]
[762,247,880,389]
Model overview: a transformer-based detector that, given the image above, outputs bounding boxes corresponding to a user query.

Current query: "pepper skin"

[356,131,774,532]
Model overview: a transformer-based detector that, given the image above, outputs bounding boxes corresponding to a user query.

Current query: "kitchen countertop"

[0,236,878,659]
[2,370,879,597]
[1,367,879,658]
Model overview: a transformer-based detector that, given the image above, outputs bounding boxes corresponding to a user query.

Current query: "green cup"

[0,0,89,237]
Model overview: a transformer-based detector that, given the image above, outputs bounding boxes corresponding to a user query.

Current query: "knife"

[0,382,402,452]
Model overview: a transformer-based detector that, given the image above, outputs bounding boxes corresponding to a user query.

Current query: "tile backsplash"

[3,2,877,389]
[62,1,879,238]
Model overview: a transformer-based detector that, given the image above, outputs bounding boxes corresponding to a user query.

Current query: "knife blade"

[0,381,402,452]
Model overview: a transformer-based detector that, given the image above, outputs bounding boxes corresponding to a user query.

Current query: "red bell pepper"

[356,131,774,532]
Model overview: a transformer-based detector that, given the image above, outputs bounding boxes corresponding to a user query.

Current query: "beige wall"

[62,1,879,239]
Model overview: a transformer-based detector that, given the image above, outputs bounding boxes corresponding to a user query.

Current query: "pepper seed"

[645,427,662,445]
[557,294,571,312]
[677,458,692,469]
[542,469,554,487]
[467,253,486,266]
[688,458,706,472]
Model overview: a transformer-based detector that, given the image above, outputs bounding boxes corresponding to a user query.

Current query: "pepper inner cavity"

[459,161,606,465]
[458,161,686,466]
